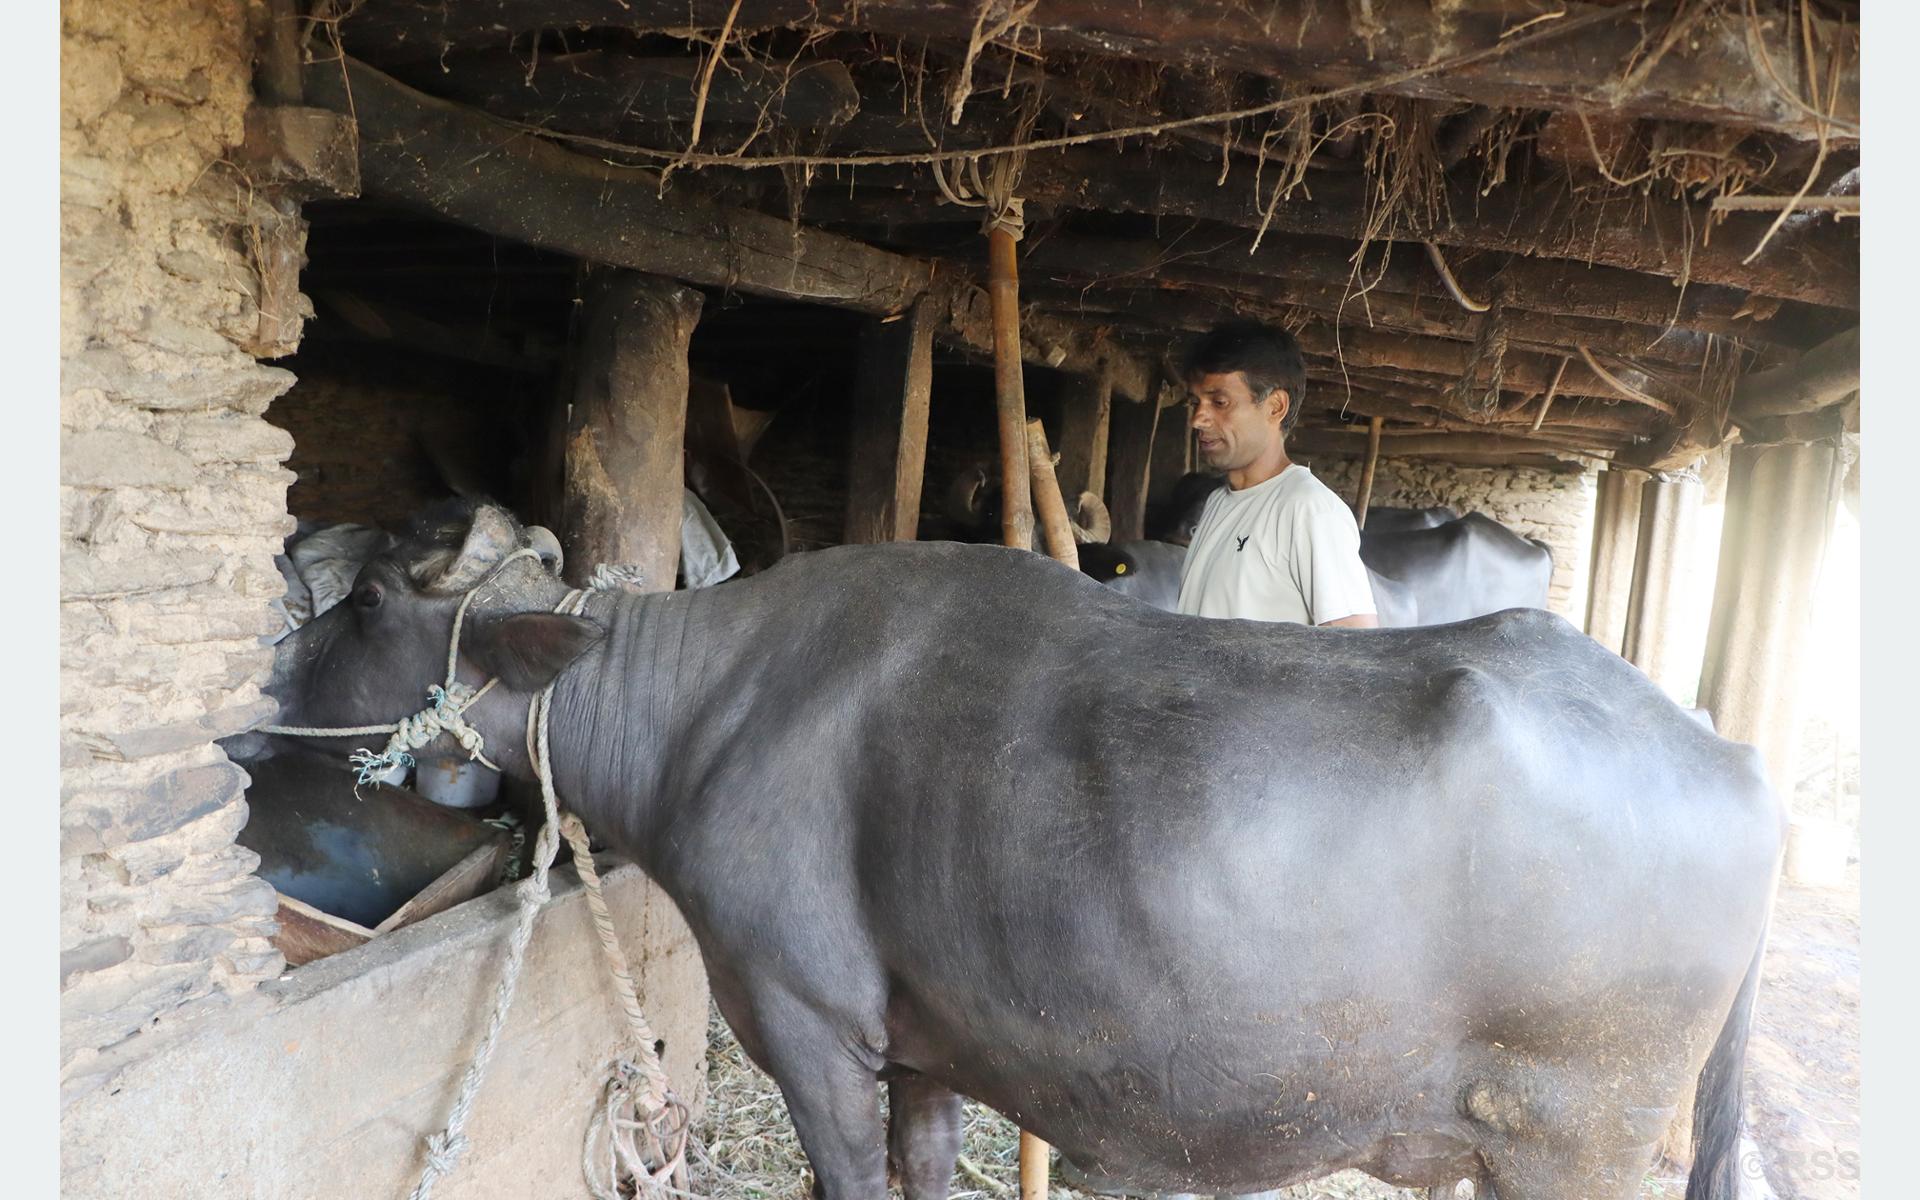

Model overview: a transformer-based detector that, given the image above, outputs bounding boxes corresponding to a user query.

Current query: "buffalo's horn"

[944,465,991,527]
[1069,492,1111,544]
[427,505,520,594]
[525,524,565,574]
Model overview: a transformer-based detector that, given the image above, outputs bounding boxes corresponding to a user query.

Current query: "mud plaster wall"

[1305,456,1599,618]
[60,0,302,1096]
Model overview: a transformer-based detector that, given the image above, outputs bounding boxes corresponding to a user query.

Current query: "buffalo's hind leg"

[887,1072,966,1200]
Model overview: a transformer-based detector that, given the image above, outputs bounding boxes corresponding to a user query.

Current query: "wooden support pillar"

[988,226,1035,551]
[844,300,934,544]
[1620,472,1702,693]
[561,272,702,593]
[1585,466,1645,653]
[1054,369,1112,502]
[1353,416,1384,529]
[1697,438,1845,797]
[1106,396,1161,542]
[1147,390,1192,513]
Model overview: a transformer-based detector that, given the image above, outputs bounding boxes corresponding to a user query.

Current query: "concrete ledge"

[61,861,709,1200]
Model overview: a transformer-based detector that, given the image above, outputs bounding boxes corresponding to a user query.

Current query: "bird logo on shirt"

[1235,535,1250,552]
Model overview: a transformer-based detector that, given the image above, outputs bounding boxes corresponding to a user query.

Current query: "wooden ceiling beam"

[1017,149,1857,309]
[302,56,1154,387]
[338,0,1857,140]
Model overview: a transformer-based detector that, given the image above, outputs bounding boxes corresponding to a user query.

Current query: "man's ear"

[1266,387,1291,431]
[464,612,605,692]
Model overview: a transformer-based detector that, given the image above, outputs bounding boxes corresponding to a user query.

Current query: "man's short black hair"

[1182,320,1308,434]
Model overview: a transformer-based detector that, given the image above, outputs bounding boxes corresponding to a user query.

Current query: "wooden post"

[1146,387,1192,514]
[1585,466,1644,653]
[1054,368,1113,502]
[1107,394,1161,542]
[1353,416,1384,528]
[1027,420,1079,569]
[1020,1130,1050,1200]
[1620,472,1702,693]
[845,300,935,544]
[561,272,701,592]
[988,226,1035,551]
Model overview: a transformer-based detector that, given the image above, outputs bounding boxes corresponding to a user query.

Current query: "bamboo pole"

[989,225,1036,551]
[1027,420,1080,568]
[1353,416,1384,528]
[1020,1131,1050,1200]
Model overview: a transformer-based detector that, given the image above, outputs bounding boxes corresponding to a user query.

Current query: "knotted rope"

[260,547,689,1200]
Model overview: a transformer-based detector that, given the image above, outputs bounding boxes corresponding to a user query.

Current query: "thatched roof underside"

[298,0,1860,470]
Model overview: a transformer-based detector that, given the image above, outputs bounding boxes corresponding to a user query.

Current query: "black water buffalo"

[1361,505,1459,534]
[1360,513,1555,627]
[259,504,1780,1200]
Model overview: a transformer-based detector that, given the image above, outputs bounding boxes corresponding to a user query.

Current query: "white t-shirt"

[1175,464,1377,624]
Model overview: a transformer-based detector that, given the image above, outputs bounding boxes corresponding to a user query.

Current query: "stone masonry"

[60,0,305,1097]
[1307,455,1599,618]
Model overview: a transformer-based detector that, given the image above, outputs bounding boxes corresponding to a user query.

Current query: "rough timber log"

[562,272,700,591]
[304,57,929,312]
[338,0,1856,139]
[1054,369,1113,502]
[304,56,1151,385]
[845,301,935,545]
[1290,427,1600,463]
[1006,227,1789,345]
[1731,327,1860,422]
[1106,392,1160,542]
[384,49,861,132]
[1019,151,1857,309]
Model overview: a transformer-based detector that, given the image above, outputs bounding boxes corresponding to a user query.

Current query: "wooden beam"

[562,272,701,591]
[1053,368,1112,502]
[340,0,1857,139]
[303,55,1156,388]
[844,300,935,544]
[304,55,932,314]
[1290,427,1604,462]
[1106,390,1159,542]
[383,48,860,133]
[1353,417,1383,529]
[1147,400,1191,514]
[1019,151,1857,309]
[1014,229,1788,345]
[1732,327,1859,421]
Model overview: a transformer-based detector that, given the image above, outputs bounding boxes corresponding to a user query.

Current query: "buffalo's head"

[242,502,603,772]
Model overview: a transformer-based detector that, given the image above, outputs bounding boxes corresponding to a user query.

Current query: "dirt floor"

[689,862,1860,1200]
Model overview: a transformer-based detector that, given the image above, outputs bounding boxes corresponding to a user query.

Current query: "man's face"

[1187,370,1287,472]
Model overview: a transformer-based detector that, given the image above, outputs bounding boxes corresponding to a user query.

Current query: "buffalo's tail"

[1683,931,1768,1200]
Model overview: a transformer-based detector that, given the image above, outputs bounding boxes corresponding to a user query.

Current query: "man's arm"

[1320,612,1380,629]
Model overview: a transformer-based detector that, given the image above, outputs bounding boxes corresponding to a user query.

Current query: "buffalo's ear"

[465,612,604,692]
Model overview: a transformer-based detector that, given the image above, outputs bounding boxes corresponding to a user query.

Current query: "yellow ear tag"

[1115,563,1128,574]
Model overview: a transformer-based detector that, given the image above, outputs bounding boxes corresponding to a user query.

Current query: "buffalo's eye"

[353,583,384,610]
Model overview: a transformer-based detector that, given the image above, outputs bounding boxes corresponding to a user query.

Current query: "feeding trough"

[238,755,513,966]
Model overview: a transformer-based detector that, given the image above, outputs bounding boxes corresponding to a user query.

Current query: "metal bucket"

[414,755,503,809]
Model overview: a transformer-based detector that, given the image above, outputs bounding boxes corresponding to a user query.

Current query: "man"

[1175,321,1378,629]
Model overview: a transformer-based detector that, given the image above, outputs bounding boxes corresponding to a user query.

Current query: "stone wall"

[60,0,301,1093]
[1305,454,1598,618]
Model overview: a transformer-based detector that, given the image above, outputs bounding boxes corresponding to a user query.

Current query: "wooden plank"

[1106,392,1160,542]
[844,300,935,544]
[562,272,701,591]
[1053,368,1112,502]
[1733,327,1859,421]
[271,895,374,968]
[373,841,510,934]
